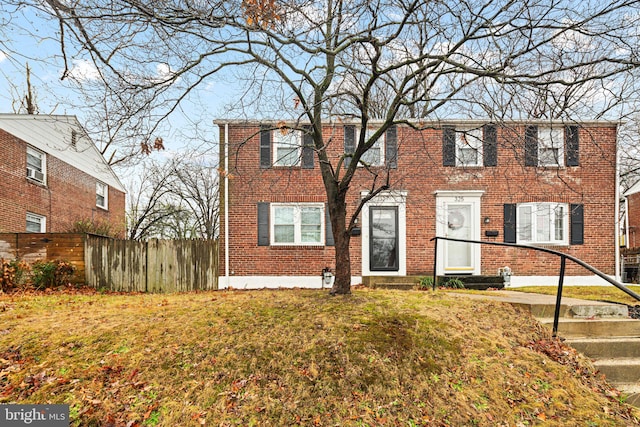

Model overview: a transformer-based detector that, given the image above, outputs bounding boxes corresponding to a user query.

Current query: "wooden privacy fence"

[85,236,218,292]
[0,233,86,284]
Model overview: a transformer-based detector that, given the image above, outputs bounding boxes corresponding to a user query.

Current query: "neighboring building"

[622,183,640,282]
[217,120,619,289]
[0,114,126,236]
[624,183,640,249]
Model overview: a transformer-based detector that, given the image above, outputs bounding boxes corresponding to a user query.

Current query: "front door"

[361,191,407,277]
[370,206,399,271]
[435,191,483,275]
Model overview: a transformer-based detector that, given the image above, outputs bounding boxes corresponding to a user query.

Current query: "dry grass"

[513,286,640,306]
[0,288,638,426]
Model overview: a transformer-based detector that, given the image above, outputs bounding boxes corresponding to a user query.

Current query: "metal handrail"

[430,236,640,337]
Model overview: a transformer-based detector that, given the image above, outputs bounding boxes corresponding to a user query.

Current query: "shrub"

[67,218,116,237]
[0,259,31,292]
[31,260,76,289]
[441,278,465,289]
[416,276,434,290]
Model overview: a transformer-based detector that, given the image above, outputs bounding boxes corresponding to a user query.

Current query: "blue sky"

[0,6,226,160]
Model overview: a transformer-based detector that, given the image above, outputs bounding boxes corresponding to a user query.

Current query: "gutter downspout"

[615,126,621,282]
[224,123,230,289]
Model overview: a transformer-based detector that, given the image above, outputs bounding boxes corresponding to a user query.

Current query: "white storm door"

[435,191,483,275]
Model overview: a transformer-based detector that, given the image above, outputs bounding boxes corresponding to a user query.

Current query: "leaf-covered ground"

[0,287,638,426]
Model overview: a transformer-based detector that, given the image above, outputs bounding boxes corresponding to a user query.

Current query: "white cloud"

[0,51,6,63]
[66,59,100,81]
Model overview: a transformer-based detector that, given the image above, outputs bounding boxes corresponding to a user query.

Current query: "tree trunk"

[331,227,352,295]
[328,192,352,295]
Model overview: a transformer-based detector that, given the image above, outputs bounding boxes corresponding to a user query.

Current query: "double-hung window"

[456,128,483,167]
[273,129,301,167]
[360,128,384,166]
[26,146,46,184]
[538,128,564,167]
[344,125,397,169]
[96,181,108,209]
[271,203,324,245]
[26,212,46,233]
[443,124,496,167]
[517,202,568,245]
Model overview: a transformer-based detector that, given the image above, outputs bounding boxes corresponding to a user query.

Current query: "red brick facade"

[218,121,617,287]
[626,191,640,249]
[0,128,126,236]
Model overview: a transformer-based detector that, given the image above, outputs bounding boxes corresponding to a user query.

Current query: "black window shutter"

[504,204,517,243]
[260,126,271,169]
[483,124,497,167]
[566,125,580,167]
[325,204,335,246]
[442,126,456,166]
[257,202,270,246]
[385,126,398,169]
[344,125,356,168]
[570,204,584,245]
[524,125,538,167]
[302,127,314,169]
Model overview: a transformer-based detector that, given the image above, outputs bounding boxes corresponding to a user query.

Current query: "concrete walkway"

[447,290,629,318]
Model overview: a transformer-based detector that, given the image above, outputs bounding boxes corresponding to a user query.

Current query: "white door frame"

[361,190,407,276]
[435,190,484,276]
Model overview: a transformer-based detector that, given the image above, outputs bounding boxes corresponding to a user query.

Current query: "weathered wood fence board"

[85,236,218,292]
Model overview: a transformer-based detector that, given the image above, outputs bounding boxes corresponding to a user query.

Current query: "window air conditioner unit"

[27,168,44,182]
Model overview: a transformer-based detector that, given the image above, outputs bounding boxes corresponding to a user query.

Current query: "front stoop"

[536,302,640,407]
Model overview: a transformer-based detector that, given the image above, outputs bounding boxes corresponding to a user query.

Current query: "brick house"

[0,114,126,236]
[217,120,619,289]
[622,183,640,282]
[624,183,640,249]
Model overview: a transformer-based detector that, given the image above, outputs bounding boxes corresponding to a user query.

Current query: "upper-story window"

[344,125,398,169]
[538,128,564,167]
[456,128,483,167]
[273,129,302,166]
[359,128,385,167]
[26,146,46,184]
[96,181,108,209]
[260,126,314,169]
[26,212,46,233]
[443,124,497,167]
[525,125,579,167]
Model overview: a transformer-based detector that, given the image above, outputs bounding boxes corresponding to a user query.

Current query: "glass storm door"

[369,207,399,271]
[444,204,474,272]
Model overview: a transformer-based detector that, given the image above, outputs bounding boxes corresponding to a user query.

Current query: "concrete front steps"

[363,275,505,290]
[536,302,640,407]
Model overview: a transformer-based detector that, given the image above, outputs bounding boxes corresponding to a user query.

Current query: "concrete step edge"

[566,337,640,343]
[537,317,639,323]
[594,358,640,366]
[614,383,640,394]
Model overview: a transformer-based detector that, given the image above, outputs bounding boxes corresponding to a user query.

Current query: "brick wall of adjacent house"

[627,192,640,249]
[219,122,617,279]
[0,129,126,236]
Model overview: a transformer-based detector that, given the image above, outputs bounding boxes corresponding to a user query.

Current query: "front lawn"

[0,288,637,426]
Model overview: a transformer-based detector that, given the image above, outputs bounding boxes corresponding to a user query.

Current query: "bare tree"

[125,160,180,241]
[8,0,640,294]
[169,156,219,240]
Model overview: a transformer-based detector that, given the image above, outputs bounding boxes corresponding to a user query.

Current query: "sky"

[0,5,225,165]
